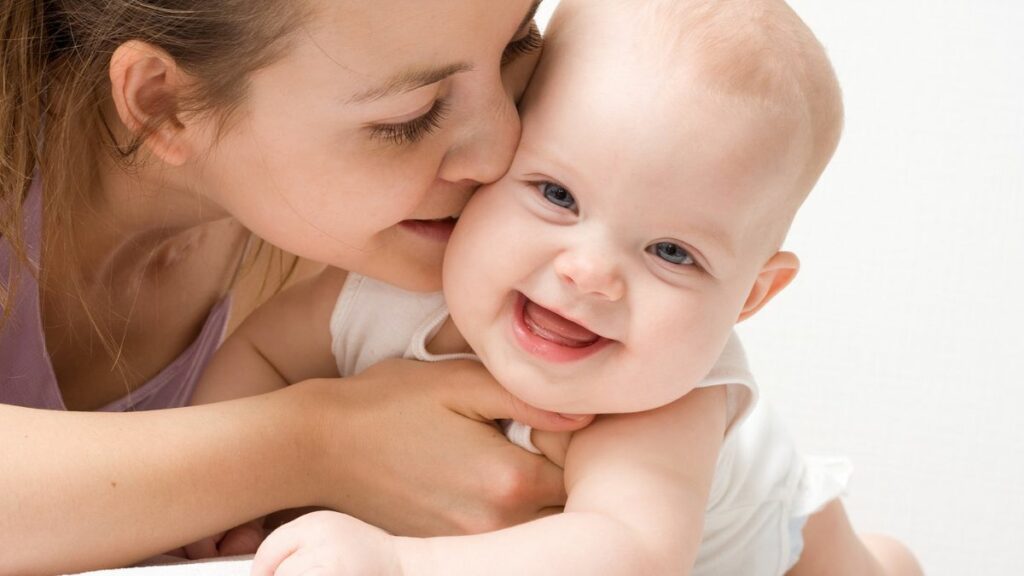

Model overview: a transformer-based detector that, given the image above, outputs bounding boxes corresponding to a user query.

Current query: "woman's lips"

[511,293,611,363]
[399,217,457,242]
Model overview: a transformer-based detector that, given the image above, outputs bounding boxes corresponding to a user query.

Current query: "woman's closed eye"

[502,21,543,65]
[368,98,450,146]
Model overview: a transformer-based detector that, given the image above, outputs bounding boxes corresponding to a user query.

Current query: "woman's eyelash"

[502,21,543,65]
[369,99,449,146]
[369,21,540,146]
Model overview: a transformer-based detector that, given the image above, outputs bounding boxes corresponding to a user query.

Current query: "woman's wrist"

[253,381,335,511]
[270,377,365,511]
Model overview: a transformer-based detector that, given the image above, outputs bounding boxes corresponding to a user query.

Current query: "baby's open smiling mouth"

[522,298,599,348]
[511,292,612,362]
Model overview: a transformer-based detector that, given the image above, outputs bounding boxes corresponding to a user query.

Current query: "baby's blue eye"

[648,242,695,266]
[541,182,577,211]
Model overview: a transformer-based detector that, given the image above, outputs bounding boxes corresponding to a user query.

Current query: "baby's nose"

[553,249,625,301]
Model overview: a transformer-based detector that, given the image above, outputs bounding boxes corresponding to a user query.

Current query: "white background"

[537,2,1024,574]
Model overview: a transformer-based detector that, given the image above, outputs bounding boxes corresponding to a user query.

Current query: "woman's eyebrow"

[349,62,473,104]
[348,1,540,105]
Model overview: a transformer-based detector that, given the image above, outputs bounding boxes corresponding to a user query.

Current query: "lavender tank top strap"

[0,177,231,411]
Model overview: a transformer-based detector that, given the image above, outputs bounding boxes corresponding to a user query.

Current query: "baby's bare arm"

[560,385,727,571]
[390,385,728,575]
[190,267,347,404]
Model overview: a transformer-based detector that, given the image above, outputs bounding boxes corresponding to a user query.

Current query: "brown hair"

[1,0,307,363]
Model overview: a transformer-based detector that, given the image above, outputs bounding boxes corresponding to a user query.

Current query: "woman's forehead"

[298,0,539,73]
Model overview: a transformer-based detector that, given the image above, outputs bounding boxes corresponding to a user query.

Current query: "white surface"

[737,2,1024,574]
[72,556,252,576]
[539,1,1022,574]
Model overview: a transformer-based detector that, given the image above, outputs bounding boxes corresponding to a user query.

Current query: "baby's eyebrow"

[348,62,473,104]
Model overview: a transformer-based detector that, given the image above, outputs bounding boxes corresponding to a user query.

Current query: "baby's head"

[444,0,843,414]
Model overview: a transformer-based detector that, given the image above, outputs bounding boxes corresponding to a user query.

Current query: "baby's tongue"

[523,300,599,348]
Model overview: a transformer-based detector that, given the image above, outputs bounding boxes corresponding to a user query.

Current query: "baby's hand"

[251,511,401,576]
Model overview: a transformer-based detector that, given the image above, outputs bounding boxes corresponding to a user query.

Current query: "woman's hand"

[290,358,593,536]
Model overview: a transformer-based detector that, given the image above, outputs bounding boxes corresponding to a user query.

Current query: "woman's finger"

[442,361,594,432]
[529,459,570,509]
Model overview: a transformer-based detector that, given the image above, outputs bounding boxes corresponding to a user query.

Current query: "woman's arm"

[188,263,591,539]
[254,385,728,576]
[0,387,317,575]
[2,362,589,575]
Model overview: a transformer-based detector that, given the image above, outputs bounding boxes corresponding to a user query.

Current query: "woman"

[0,1,586,573]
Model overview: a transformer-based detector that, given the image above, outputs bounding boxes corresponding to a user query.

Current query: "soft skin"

[104,0,540,294]
[251,1,919,576]
[248,0,804,572]
[0,1,603,574]
[442,26,807,415]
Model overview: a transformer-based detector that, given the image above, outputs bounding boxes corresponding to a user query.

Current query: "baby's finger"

[250,525,301,576]
[273,549,326,576]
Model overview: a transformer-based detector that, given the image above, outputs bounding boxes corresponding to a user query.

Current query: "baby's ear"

[737,251,799,322]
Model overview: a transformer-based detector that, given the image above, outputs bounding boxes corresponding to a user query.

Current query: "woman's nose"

[437,79,521,186]
[553,248,626,302]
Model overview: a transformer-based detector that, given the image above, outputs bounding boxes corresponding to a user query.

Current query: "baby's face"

[444,2,810,414]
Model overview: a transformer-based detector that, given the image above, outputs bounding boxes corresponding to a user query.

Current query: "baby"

[196,0,920,574]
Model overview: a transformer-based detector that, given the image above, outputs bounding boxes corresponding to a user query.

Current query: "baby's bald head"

[549,0,843,248]
[647,0,842,192]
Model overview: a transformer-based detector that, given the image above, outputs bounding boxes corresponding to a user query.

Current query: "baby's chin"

[471,333,620,414]
[500,375,693,416]
[486,370,567,413]
[495,374,604,416]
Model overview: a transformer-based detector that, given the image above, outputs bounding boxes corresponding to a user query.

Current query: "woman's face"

[197,0,544,291]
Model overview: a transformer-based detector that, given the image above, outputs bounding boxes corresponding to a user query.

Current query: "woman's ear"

[108,40,196,166]
[737,251,800,323]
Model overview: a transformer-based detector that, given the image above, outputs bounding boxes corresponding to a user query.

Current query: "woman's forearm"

[0,391,314,576]
[3,359,591,575]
